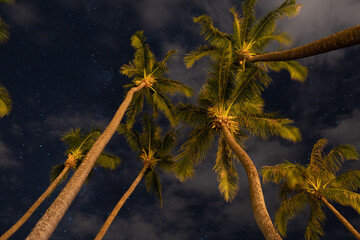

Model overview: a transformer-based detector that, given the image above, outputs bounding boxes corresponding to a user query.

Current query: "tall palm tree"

[0,85,11,117]
[185,0,308,82]
[94,114,177,240]
[262,139,360,240]
[26,31,191,240]
[175,61,301,239]
[0,128,120,240]
[245,24,360,62]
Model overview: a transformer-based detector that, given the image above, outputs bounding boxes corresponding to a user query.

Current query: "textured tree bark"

[94,165,148,240]
[221,123,282,240]
[26,83,145,240]
[320,197,360,240]
[246,25,360,62]
[0,166,69,240]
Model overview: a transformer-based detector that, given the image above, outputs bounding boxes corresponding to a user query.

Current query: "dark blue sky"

[1,0,360,239]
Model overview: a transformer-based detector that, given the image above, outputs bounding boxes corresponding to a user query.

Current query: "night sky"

[1,0,360,239]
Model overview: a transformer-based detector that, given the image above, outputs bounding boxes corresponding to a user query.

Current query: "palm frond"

[145,169,163,207]
[275,190,308,237]
[95,153,121,170]
[184,45,219,68]
[214,136,239,202]
[309,138,328,172]
[330,170,360,192]
[320,188,360,214]
[152,91,176,125]
[240,0,257,46]
[304,199,326,240]
[117,124,144,152]
[155,154,175,173]
[129,31,155,74]
[0,85,12,117]
[176,103,210,127]
[193,15,230,46]
[175,125,215,181]
[49,164,69,183]
[256,32,292,48]
[236,112,301,142]
[230,7,243,48]
[157,129,177,155]
[153,78,193,97]
[124,90,145,128]
[249,0,301,46]
[265,60,308,82]
[0,19,10,45]
[322,144,359,174]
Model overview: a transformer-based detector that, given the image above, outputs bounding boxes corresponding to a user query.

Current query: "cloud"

[3,2,41,26]
[0,141,19,168]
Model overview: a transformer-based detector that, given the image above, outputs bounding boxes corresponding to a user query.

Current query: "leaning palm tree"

[0,128,120,240]
[262,138,360,240]
[26,31,191,240]
[185,0,308,82]
[175,60,301,239]
[0,85,11,117]
[94,114,177,239]
[244,24,360,62]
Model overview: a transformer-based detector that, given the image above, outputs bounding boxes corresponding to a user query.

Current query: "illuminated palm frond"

[0,85,12,117]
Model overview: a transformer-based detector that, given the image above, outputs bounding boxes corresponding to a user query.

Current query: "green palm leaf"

[320,188,360,214]
[264,60,308,82]
[145,169,163,207]
[193,15,230,46]
[117,124,144,152]
[275,190,308,237]
[214,136,239,202]
[0,85,12,117]
[249,0,301,47]
[0,18,9,45]
[330,170,360,192]
[304,199,326,240]
[96,153,121,170]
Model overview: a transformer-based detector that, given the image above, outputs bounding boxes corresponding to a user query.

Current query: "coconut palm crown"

[117,114,177,205]
[121,31,193,128]
[262,138,360,240]
[185,0,307,82]
[175,60,301,202]
[50,128,121,183]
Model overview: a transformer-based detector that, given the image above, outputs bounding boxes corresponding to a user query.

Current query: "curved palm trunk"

[247,25,360,62]
[320,197,360,240]
[0,166,69,240]
[94,165,148,240]
[26,83,145,240]
[221,123,282,240]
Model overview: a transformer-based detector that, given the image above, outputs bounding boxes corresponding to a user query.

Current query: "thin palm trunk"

[0,166,69,240]
[221,123,282,240]
[246,25,360,62]
[26,83,145,240]
[320,196,360,240]
[94,165,148,240]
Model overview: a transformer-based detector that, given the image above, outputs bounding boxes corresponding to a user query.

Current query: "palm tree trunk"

[320,196,360,240]
[26,83,146,240]
[94,165,148,240]
[221,123,282,240]
[0,166,69,240]
[246,25,360,62]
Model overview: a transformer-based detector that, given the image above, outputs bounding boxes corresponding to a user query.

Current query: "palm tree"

[94,114,177,239]
[0,85,11,117]
[175,61,301,239]
[262,138,360,240]
[26,31,191,240]
[0,128,120,240]
[245,24,360,62]
[185,0,308,82]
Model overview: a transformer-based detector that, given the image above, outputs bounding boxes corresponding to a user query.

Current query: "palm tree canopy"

[184,0,308,82]
[120,31,193,127]
[117,114,177,206]
[0,85,12,117]
[175,59,301,202]
[49,128,121,183]
[261,138,360,239]
[0,0,13,45]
